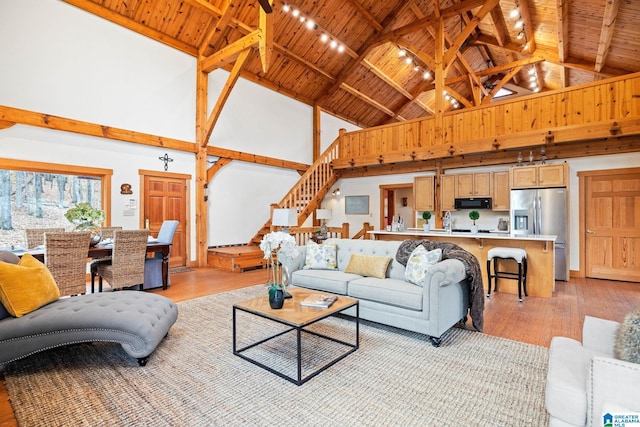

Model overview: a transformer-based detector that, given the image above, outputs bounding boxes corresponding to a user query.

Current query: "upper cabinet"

[491,171,510,211]
[456,172,491,197]
[414,175,435,212]
[440,175,456,211]
[510,163,568,189]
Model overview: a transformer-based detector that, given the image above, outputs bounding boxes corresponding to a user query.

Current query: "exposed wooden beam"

[0,105,196,153]
[595,0,621,73]
[61,0,197,56]
[443,0,500,69]
[259,0,274,73]
[203,49,251,147]
[205,146,309,172]
[482,65,523,104]
[199,0,235,56]
[556,0,569,63]
[201,30,261,73]
[390,0,489,39]
[0,120,14,130]
[316,4,412,107]
[516,0,536,54]
[206,157,233,182]
[362,60,413,99]
[444,86,473,109]
[340,83,395,117]
[346,0,384,32]
[181,0,223,16]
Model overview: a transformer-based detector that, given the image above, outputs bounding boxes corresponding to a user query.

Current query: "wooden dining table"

[14,242,172,290]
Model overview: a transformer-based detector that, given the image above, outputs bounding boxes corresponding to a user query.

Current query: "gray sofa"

[282,238,472,346]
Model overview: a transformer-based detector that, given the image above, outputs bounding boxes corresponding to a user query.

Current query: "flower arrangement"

[259,231,299,296]
[64,203,105,225]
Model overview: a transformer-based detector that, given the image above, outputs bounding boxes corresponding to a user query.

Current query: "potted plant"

[259,231,299,309]
[422,211,432,232]
[65,203,105,246]
[469,210,480,234]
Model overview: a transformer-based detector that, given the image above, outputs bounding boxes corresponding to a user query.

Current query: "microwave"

[454,198,492,209]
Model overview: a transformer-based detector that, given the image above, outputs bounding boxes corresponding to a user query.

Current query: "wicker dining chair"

[95,229,149,292]
[44,231,92,297]
[25,228,65,249]
[89,226,123,292]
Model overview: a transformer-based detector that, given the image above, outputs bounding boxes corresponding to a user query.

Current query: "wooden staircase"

[208,139,340,272]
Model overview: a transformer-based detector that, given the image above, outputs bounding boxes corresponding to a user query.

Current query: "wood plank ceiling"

[64,0,640,130]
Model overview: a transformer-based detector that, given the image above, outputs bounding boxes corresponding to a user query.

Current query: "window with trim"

[0,159,112,249]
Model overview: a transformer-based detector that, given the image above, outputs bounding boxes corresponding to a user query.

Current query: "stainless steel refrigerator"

[510,188,569,281]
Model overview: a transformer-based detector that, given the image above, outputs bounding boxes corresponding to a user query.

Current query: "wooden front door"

[583,168,640,282]
[142,171,189,267]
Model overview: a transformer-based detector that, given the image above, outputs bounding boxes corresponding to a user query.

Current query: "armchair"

[143,220,178,290]
[545,315,640,427]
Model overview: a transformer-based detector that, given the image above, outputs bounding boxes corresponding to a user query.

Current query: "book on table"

[300,294,338,308]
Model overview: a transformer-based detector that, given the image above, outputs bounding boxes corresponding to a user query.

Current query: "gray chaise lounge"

[0,291,178,366]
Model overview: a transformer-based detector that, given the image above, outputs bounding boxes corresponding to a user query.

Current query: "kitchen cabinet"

[456,172,491,197]
[440,175,456,211]
[491,171,510,211]
[414,175,435,212]
[510,163,568,189]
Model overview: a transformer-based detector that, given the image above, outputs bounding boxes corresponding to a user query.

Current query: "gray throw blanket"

[396,240,484,332]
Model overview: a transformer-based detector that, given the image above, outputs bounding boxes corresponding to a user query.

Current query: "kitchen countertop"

[369,229,557,242]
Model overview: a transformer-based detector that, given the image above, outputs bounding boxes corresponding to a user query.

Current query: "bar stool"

[486,247,528,302]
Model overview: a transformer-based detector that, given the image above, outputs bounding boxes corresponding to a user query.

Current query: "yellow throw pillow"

[344,254,392,279]
[0,253,61,317]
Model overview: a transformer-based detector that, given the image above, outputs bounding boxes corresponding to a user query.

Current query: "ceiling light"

[398,49,406,57]
[445,94,451,101]
[509,8,519,19]
[515,19,524,29]
[405,57,413,64]
[299,16,306,22]
[305,19,315,29]
[533,87,540,93]
[330,40,337,49]
[423,71,431,80]
[413,65,420,72]
[337,44,345,53]
[528,68,536,75]
[529,75,537,82]
[320,33,328,42]
[517,31,525,40]
[292,9,300,17]
[283,4,291,13]
[530,81,538,88]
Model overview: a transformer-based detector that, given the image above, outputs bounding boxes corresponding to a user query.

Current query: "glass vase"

[74,222,102,246]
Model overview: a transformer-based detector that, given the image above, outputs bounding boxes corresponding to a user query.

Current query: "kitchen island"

[369,229,557,298]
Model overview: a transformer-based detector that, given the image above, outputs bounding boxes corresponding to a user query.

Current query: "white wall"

[0,0,359,255]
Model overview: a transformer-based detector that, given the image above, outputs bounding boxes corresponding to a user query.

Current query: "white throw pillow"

[303,241,337,270]
[404,246,442,286]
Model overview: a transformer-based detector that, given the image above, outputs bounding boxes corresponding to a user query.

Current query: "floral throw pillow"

[303,241,338,270]
[404,246,443,286]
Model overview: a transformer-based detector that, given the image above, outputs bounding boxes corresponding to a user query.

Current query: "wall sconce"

[332,188,341,196]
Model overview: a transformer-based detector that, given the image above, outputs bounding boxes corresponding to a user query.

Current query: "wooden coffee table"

[232,287,359,385]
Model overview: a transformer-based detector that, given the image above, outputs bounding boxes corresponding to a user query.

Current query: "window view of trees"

[0,169,102,248]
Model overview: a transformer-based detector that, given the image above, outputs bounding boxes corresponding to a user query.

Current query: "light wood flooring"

[1,268,639,426]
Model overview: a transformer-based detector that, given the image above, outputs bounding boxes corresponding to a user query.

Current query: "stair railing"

[248,138,341,245]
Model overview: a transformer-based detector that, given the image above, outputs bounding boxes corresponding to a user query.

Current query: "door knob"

[586,229,595,234]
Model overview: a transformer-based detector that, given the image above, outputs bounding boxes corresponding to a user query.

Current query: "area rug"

[3,286,550,426]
